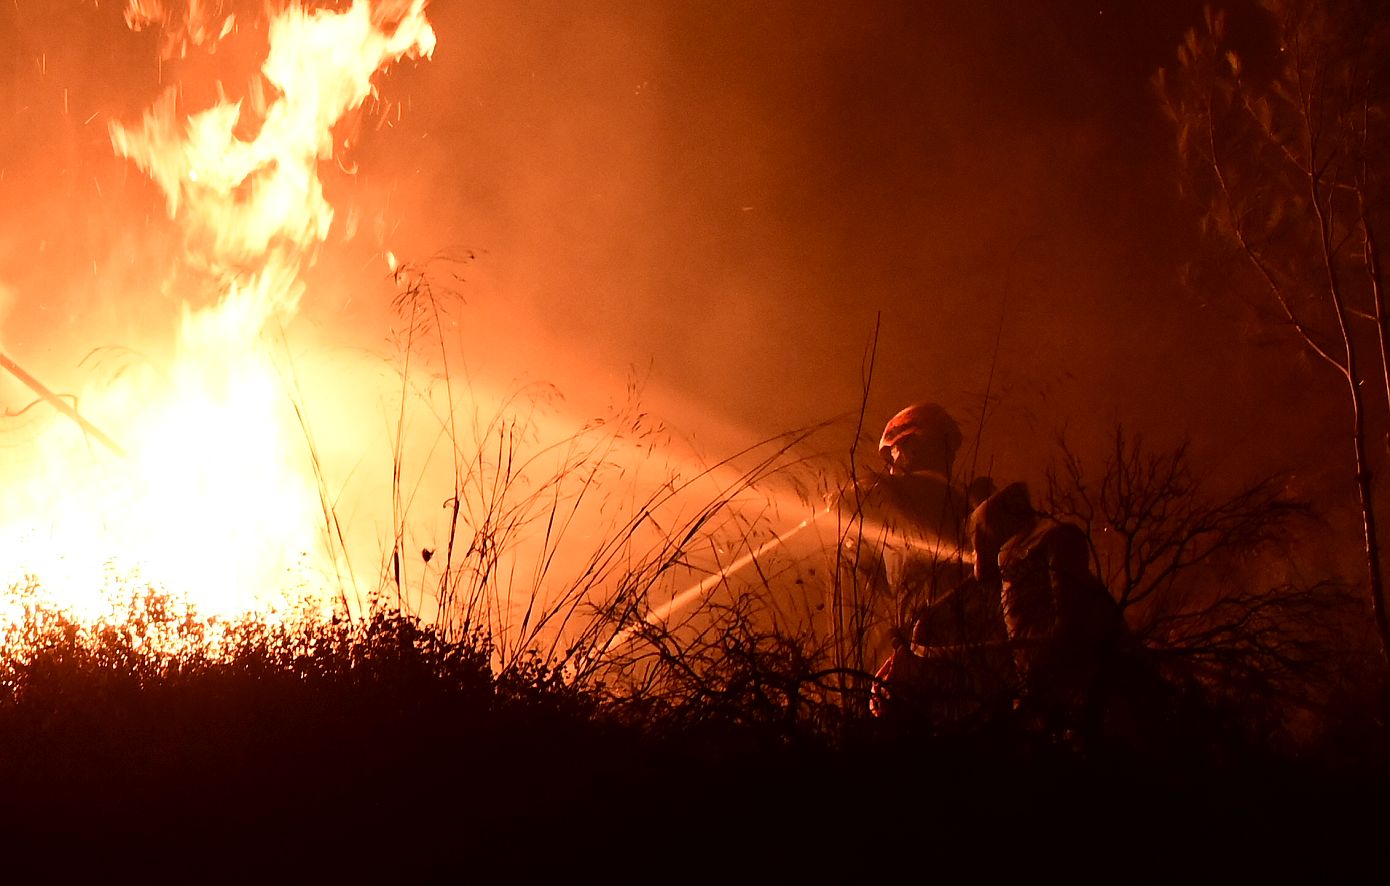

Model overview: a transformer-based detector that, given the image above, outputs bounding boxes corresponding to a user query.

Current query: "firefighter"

[843,402,986,715]
[859,401,977,608]
[968,481,1128,741]
[871,571,1015,725]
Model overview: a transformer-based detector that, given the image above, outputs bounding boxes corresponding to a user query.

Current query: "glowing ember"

[0,1,435,625]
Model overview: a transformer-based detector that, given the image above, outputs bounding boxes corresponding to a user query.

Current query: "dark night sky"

[0,1,1341,495]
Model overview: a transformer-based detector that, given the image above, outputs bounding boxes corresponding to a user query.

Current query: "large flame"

[0,1,435,624]
[111,0,436,323]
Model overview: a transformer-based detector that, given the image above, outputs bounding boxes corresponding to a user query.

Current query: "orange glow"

[0,1,435,627]
[124,0,238,59]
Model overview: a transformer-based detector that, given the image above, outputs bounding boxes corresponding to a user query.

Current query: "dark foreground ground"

[0,619,1386,882]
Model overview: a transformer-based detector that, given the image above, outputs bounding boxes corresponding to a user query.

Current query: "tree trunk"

[1345,369,1390,679]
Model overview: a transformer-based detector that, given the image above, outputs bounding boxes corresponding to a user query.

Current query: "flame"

[124,0,238,60]
[111,0,436,322]
[0,1,435,626]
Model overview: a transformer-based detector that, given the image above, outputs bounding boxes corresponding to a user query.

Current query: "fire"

[0,1,435,626]
[110,0,436,322]
[123,0,238,59]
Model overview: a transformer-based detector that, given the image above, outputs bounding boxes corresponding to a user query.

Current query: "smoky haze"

[0,1,1338,496]
[349,0,1322,482]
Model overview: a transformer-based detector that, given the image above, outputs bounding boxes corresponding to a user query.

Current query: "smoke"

[0,280,13,411]
[0,281,10,346]
[0,1,1334,501]
[381,0,1313,487]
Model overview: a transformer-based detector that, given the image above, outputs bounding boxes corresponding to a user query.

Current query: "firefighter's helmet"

[967,481,1035,585]
[878,402,963,475]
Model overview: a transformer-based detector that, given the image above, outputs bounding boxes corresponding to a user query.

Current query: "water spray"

[600,501,972,656]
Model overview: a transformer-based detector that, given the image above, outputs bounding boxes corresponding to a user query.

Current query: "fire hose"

[601,498,973,656]
[0,351,127,457]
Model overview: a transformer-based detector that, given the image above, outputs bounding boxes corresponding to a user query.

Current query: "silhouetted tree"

[1157,0,1390,676]
[1044,427,1354,727]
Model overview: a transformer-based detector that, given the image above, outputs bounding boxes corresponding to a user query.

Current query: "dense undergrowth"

[0,583,1386,880]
